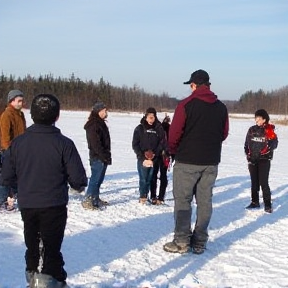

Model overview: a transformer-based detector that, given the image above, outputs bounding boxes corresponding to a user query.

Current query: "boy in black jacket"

[1,94,87,287]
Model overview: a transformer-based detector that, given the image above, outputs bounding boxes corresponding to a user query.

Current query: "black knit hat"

[255,109,270,123]
[145,107,157,116]
[93,101,107,113]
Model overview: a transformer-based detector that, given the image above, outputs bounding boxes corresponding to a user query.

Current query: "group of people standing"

[0,68,278,287]
[80,104,172,210]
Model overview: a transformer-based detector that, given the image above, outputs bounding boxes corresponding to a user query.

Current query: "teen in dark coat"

[81,101,111,210]
[0,94,87,288]
[244,109,278,213]
[150,115,171,204]
[132,107,166,203]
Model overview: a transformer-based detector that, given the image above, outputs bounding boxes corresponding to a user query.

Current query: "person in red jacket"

[244,109,278,213]
[163,69,229,255]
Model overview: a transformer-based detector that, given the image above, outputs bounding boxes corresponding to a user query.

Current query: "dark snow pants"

[248,159,271,205]
[21,205,67,281]
[150,156,168,201]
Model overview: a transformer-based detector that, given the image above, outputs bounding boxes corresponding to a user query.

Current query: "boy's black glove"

[170,154,175,162]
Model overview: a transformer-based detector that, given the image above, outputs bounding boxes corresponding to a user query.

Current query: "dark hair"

[31,94,60,125]
[145,107,157,116]
[255,109,270,123]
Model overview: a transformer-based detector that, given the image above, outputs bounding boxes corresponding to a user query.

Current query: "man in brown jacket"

[0,89,26,210]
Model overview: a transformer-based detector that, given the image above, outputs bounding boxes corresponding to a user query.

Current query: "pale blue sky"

[0,0,287,100]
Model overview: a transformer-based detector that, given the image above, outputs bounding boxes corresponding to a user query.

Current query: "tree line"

[224,85,288,115]
[1,72,287,116]
[0,73,179,114]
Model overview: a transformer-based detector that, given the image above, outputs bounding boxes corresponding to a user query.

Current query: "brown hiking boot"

[163,241,190,254]
[151,198,157,205]
[139,197,147,204]
[82,196,98,210]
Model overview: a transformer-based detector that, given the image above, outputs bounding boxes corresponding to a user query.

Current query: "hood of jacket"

[188,85,218,104]
[84,114,105,130]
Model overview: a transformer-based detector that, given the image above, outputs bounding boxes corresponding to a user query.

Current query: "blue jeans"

[137,159,154,198]
[85,159,107,201]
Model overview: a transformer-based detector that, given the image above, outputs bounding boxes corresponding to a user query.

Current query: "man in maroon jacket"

[163,69,229,255]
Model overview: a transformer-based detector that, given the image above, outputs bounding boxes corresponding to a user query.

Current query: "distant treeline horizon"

[0,73,178,115]
[0,72,287,116]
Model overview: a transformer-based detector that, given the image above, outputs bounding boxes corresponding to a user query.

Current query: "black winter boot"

[25,270,35,287]
[245,202,260,209]
[32,273,70,288]
[264,203,273,213]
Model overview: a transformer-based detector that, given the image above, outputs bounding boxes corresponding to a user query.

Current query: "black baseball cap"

[183,69,210,85]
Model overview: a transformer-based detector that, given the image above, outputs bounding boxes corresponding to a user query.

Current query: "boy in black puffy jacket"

[244,109,278,213]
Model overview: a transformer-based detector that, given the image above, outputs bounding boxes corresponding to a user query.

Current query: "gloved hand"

[144,150,155,160]
[265,124,277,140]
[248,155,258,164]
[170,154,175,162]
[104,158,112,165]
[143,159,153,167]
[260,145,270,155]
[163,156,170,168]
[69,186,86,195]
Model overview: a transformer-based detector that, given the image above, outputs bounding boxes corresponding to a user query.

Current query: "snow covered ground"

[1,110,288,288]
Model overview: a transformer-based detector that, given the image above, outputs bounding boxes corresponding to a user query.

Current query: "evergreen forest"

[1,73,288,117]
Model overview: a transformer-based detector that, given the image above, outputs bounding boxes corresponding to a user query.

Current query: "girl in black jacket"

[82,102,111,210]
[132,107,166,204]
[244,109,278,213]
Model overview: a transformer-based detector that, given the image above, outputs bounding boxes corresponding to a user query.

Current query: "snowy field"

[0,109,288,288]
